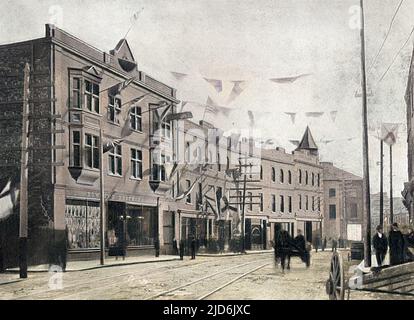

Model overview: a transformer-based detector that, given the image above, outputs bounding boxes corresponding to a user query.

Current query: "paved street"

[0,251,411,300]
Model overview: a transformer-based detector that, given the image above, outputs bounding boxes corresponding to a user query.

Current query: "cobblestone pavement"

[0,251,412,300]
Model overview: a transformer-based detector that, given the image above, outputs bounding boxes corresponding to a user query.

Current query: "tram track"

[11,258,218,300]
[147,259,271,300]
[50,254,272,300]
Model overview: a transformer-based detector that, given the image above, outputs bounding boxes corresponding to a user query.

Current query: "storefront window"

[65,199,100,249]
[126,205,157,246]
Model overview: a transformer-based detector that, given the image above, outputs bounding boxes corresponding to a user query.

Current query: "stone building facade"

[321,162,364,244]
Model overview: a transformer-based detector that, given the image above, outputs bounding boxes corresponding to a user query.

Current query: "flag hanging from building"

[381,123,399,145]
[0,180,19,220]
[116,76,137,94]
[203,78,223,93]
[171,71,188,81]
[289,140,300,147]
[205,96,232,116]
[270,73,312,84]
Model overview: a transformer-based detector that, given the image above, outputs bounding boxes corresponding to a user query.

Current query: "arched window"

[312,172,315,186]
[288,170,292,184]
[272,167,276,182]
[317,173,320,187]
[226,156,230,171]
[299,169,302,184]
[260,165,263,180]
[280,169,284,183]
[305,171,309,185]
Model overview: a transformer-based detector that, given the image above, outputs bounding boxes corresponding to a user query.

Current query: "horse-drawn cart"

[326,251,414,300]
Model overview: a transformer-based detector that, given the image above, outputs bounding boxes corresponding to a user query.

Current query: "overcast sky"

[1,0,413,195]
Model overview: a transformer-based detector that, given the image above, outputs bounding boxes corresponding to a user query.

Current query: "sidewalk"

[5,255,180,273]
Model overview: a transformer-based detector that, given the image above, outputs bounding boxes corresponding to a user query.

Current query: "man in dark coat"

[389,223,405,266]
[322,237,327,251]
[294,230,310,267]
[190,235,196,260]
[373,225,388,266]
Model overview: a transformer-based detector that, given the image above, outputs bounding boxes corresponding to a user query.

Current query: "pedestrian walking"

[179,239,185,260]
[190,236,196,260]
[331,238,337,252]
[322,237,327,252]
[373,225,388,267]
[172,238,178,256]
[154,239,160,257]
[314,235,320,252]
[389,223,405,266]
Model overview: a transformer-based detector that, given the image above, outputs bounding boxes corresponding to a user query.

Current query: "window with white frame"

[131,148,142,179]
[84,79,100,113]
[85,133,99,169]
[72,77,81,109]
[109,144,122,176]
[130,106,142,131]
[108,95,121,124]
[72,131,81,167]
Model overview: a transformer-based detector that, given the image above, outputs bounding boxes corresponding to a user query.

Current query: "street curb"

[197,250,273,257]
[5,257,180,274]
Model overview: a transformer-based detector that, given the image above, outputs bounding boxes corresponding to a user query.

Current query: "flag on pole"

[203,78,223,93]
[381,123,399,145]
[0,180,19,220]
[115,76,137,94]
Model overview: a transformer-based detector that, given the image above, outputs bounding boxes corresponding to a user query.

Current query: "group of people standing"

[373,223,414,267]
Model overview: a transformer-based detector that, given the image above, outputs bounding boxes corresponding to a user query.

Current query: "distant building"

[371,193,410,232]
[321,162,364,243]
[403,46,414,222]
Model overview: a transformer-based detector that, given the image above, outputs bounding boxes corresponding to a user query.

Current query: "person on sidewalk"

[172,238,178,256]
[389,223,405,266]
[331,238,337,252]
[322,237,327,252]
[190,235,196,260]
[373,225,388,267]
[179,239,185,260]
[313,235,320,253]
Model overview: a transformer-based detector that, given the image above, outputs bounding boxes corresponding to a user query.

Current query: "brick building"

[0,25,325,266]
[321,162,364,244]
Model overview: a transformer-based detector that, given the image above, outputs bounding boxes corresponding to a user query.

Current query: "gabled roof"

[110,39,137,72]
[321,162,362,181]
[296,126,318,151]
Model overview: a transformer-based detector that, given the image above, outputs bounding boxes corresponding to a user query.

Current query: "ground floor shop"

[64,198,159,260]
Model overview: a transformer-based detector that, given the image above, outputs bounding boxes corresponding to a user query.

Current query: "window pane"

[93,83,99,95]
[93,147,99,169]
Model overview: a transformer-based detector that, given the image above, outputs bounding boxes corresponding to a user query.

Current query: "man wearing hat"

[388,223,405,266]
[373,225,388,266]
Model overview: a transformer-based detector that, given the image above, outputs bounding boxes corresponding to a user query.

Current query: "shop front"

[64,198,158,260]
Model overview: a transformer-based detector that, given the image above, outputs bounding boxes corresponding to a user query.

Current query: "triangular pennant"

[305,112,324,118]
[270,73,312,84]
[203,78,223,93]
[330,111,338,122]
[226,80,247,104]
[171,71,188,81]
[285,112,297,124]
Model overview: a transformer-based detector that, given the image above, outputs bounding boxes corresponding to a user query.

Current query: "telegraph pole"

[359,0,372,267]
[241,174,247,254]
[19,63,30,278]
[99,128,105,265]
[380,140,384,226]
[390,144,393,224]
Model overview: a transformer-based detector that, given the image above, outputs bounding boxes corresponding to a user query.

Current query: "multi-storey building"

[0,25,326,266]
[404,46,414,222]
[321,162,364,243]
[0,24,179,266]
